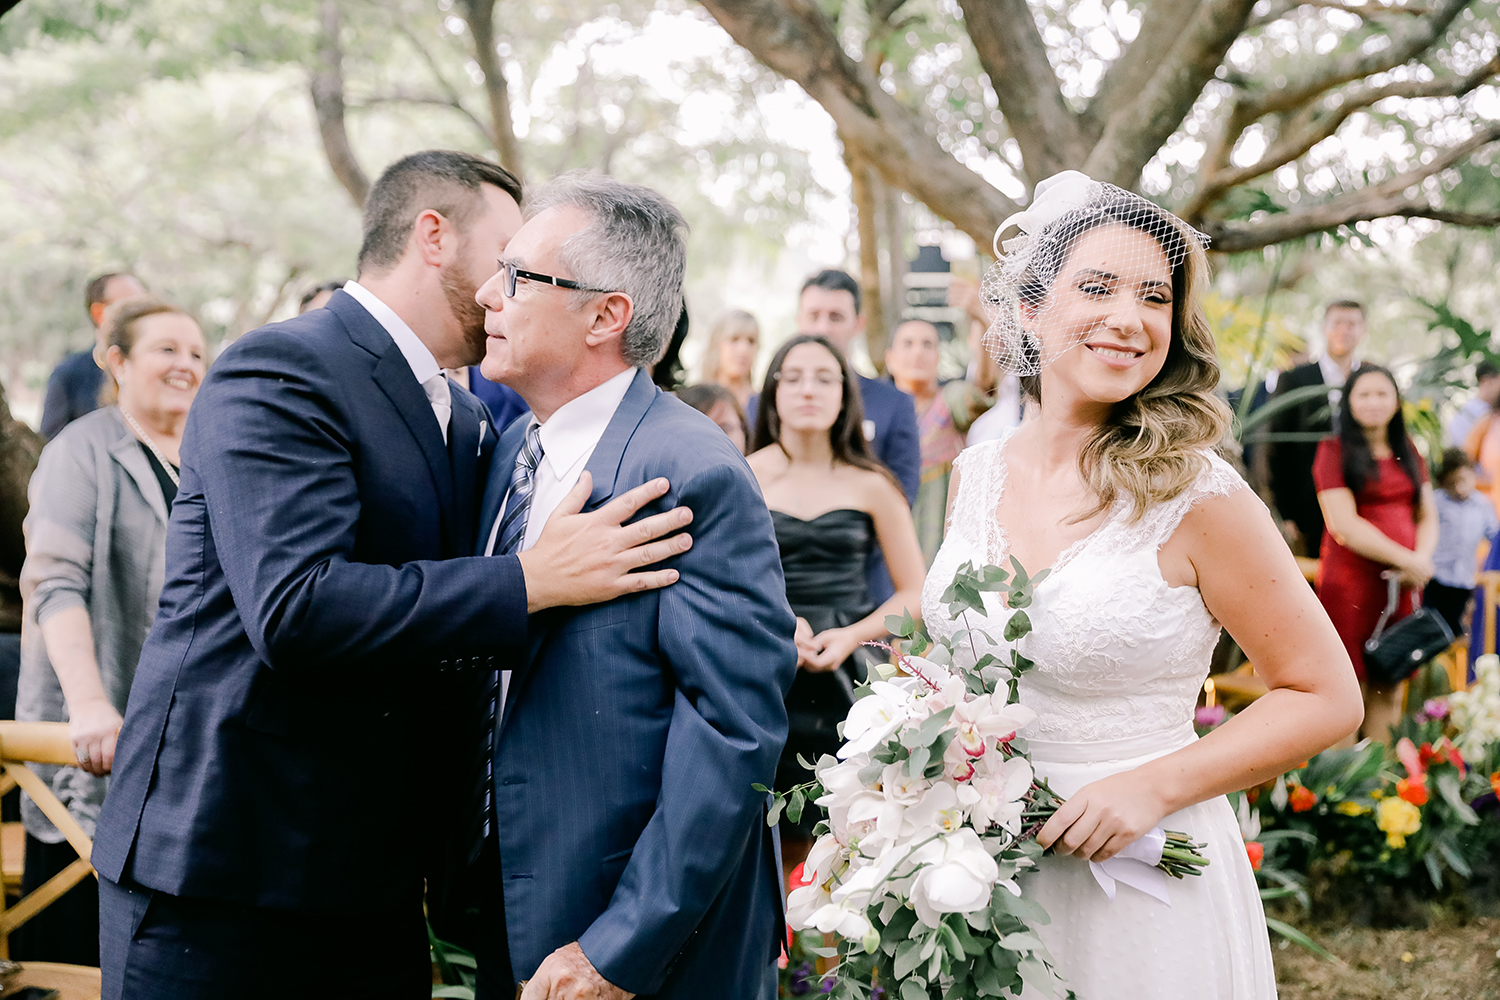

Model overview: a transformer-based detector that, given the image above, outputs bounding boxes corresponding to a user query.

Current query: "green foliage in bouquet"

[758,560,1208,999]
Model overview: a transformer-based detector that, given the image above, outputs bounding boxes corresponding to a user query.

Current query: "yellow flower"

[1371,789,1385,800]
[1377,797,1421,849]
[1335,801,1367,816]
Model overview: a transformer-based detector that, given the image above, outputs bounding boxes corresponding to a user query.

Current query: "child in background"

[1426,447,1500,634]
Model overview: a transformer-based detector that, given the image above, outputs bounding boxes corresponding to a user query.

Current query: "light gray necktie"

[422,372,452,444]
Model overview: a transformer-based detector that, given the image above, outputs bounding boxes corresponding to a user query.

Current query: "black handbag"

[1363,573,1454,687]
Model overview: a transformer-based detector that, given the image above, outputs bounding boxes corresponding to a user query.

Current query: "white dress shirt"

[343,280,451,443]
[484,366,637,556]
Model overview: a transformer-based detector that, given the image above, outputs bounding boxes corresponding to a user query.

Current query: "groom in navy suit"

[92,152,694,1000]
[471,174,796,998]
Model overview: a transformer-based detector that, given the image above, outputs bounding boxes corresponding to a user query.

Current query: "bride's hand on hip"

[1036,768,1169,864]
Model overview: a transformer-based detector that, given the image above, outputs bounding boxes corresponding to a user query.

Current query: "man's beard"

[440,258,488,366]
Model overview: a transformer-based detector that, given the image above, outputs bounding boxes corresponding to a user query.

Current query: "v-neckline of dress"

[988,432,1122,584]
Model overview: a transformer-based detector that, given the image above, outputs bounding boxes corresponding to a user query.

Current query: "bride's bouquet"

[761,560,1208,999]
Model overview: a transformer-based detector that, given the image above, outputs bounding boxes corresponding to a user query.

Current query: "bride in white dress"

[920,173,1363,999]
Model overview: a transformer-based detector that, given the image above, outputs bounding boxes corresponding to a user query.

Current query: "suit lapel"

[329,291,457,543]
[108,418,169,525]
[497,369,659,736]
[370,350,455,530]
[582,368,659,510]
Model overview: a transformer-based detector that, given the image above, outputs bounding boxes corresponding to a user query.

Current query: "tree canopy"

[698,0,1500,253]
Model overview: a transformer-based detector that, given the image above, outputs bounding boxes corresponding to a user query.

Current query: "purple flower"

[1195,704,1227,729]
[1419,698,1449,722]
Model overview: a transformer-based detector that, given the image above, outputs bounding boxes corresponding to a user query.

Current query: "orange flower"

[1245,841,1264,871]
[1397,777,1429,806]
[1490,772,1500,797]
[1289,785,1318,813]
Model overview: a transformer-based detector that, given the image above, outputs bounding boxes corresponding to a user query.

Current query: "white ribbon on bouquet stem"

[1087,826,1170,905]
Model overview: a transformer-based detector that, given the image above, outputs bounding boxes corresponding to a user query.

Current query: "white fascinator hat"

[980,170,1210,376]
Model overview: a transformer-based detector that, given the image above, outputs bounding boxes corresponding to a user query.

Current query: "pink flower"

[1195,705,1226,729]
[1420,698,1450,722]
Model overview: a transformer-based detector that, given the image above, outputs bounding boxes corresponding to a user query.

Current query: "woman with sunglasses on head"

[746,334,926,882]
[1314,364,1437,744]
[921,172,1359,998]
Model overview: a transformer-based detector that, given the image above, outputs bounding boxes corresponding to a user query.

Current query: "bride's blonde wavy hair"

[1018,206,1230,524]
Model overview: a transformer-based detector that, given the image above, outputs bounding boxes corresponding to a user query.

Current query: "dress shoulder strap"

[1137,448,1253,549]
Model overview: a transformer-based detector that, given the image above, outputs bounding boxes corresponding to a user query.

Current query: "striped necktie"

[470,422,544,860]
[495,423,543,556]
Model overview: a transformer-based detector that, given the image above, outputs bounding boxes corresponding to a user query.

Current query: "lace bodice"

[920,433,1251,745]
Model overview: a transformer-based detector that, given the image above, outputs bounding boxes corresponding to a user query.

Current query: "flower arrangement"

[1245,707,1499,894]
[760,561,1207,999]
[1448,654,1500,759]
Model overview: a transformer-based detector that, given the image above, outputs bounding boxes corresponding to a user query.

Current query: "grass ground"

[1273,915,1500,999]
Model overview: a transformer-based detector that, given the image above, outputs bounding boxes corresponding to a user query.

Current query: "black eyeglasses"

[498,260,615,298]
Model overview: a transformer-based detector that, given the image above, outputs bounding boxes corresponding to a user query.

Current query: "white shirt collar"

[531,367,638,479]
[343,280,442,386]
[1318,352,1357,389]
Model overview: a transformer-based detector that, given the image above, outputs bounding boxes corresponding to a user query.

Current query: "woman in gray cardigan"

[17,296,205,963]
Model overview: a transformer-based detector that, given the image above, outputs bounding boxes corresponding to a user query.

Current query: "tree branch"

[956,0,1087,181]
[1185,52,1500,217]
[1235,0,1472,120]
[458,0,524,180]
[1084,0,1260,187]
[1249,0,1432,28]
[1202,125,1500,251]
[310,1,369,208]
[698,0,1017,248]
[1081,0,1203,142]
[355,91,496,145]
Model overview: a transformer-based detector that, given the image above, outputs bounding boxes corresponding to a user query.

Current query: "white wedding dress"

[921,433,1277,999]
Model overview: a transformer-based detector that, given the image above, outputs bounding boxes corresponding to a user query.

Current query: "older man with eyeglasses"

[468,173,796,1000]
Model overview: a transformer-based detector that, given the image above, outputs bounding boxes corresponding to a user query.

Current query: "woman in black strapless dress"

[748,335,927,870]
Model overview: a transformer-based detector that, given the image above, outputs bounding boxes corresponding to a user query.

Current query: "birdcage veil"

[979,171,1211,376]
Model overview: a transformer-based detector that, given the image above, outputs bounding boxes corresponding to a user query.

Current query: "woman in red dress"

[1314,364,1437,743]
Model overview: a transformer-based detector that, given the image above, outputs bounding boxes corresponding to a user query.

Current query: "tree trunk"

[848,147,887,374]
[459,0,524,181]
[310,1,369,209]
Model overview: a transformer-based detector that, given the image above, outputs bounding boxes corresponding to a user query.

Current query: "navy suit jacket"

[478,369,796,996]
[40,348,104,440]
[93,290,529,909]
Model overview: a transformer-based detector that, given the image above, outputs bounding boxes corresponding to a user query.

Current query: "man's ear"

[90,302,107,328]
[411,209,452,268]
[854,310,867,335]
[583,291,634,349]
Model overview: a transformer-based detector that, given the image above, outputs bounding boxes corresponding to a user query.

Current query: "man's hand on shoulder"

[518,472,693,613]
[520,942,634,1000]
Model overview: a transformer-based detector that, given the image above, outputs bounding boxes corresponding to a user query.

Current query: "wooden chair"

[0,721,100,999]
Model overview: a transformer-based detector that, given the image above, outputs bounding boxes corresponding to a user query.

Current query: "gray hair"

[525,172,688,368]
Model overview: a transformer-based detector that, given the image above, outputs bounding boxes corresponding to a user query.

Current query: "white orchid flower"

[801,834,844,888]
[966,756,1033,833]
[839,682,915,759]
[902,781,965,838]
[907,829,1002,928]
[786,880,832,931]
[807,900,874,942]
